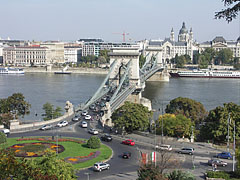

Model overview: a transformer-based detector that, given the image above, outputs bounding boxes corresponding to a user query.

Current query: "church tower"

[189,28,193,42]
[170,28,174,41]
[178,22,189,42]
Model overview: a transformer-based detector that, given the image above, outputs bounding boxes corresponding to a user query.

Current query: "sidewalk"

[97,172,138,180]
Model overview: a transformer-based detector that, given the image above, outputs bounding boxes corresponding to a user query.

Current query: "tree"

[87,136,101,149]
[139,54,146,68]
[157,114,192,138]
[0,132,6,144]
[200,102,240,143]
[215,0,240,22]
[111,101,152,133]
[0,149,58,180]
[99,49,110,63]
[175,55,186,68]
[26,150,76,180]
[165,97,208,125]
[215,48,233,65]
[42,103,62,121]
[137,163,167,180]
[166,170,196,180]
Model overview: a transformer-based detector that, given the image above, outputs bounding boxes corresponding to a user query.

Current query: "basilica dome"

[179,22,188,34]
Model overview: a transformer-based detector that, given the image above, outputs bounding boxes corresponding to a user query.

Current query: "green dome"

[179,22,188,34]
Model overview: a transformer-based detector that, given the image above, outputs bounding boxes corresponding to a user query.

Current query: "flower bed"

[8,142,65,157]
[17,137,86,144]
[65,151,101,164]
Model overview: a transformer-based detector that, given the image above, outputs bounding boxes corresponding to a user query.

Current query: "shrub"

[206,171,230,180]
[86,136,101,149]
[0,132,7,144]
[166,170,196,180]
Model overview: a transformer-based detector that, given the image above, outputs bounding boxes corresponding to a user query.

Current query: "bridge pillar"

[109,47,141,87]
[147,69,169,82]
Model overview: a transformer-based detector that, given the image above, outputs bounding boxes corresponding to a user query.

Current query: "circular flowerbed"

[65,151,101,164]
[8,142,65,157]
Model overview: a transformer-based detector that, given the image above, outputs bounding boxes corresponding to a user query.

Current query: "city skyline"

[0,0,239,43]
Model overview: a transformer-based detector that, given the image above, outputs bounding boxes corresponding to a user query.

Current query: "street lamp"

[84,172,91,180]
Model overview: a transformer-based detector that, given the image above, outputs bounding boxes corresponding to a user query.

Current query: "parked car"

[85,114,92,120]
[72,115,80,121]
[216,152,232,159]
[93,162,110,172]
[81,121,88,128]
[208,159,228,167]
[81,110,88,116]
[88,128,99,135]
[122,139,135,146]
[155,144,172,151]
[101,134,112,142]
[0,129,10,136]
[178,147,194,155]
[89,104,96,110]
[122,152,131,159]
[57,121,68,127]
[40,125,53,131]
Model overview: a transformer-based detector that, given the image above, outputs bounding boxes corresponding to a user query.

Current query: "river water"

[0,73,239,121]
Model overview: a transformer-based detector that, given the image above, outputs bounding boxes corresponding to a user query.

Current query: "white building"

[199,36,240,58]
[3,45,49,66]
[64,46,82,63]
[146,22,198,63]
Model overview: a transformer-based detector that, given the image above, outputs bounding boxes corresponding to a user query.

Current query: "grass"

[1,136,112,170]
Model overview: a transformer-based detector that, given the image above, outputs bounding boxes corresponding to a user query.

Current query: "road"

[8,116,234,180]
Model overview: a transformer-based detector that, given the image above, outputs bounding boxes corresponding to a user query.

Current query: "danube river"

[0,73,239,121]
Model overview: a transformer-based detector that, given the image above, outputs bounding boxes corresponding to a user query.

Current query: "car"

[0,129,10,136]
[208,159,228,167]
[99,110,104,117]
[89,104,96,110]
[40,124,53,131]
[81,121,88,128]
[122,139,135,146]
[122,152,131,159]
[72,115,80,121]
[88,128,99,135]
[155,144,172,151]
[93,162,110,172]
[178,147,194,155]
[100,102,106,107]
[216,152,232,159]
[57,121,68,127]
[85,114,92,120]
[81,110,88,116]
[101,134,112,142]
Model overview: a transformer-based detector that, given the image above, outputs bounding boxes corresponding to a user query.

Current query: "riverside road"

[9,117,234,180]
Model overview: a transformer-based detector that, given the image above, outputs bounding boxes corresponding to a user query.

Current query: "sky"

[0,0,239,43]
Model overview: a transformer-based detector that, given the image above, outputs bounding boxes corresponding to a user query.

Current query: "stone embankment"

[23,67,108,74]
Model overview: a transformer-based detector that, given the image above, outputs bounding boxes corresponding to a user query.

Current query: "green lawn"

[1,136,112,170]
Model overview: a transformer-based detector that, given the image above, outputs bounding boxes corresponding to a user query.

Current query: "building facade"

[3,45,49,66]
[145,22,198,64]
[199,36,240,58]
[64,46,82,63]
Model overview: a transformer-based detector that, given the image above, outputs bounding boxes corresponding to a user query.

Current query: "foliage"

[26,150,76,180]
[86,136,101,149]
[111,101,152,133]
[166,170,196,180]
[215,0,240,22]
[99,49,110,63]
[0,132,7,144]
[206,170,230,180]
[42,102,62,121]
[215,48,233,65]
[165,97,208,125]
[137,163,167,180]
[0,149,58,180]
[200,102,240,142]
[157,114,192,138]
[139,54,146,68]
[171,54,191,68]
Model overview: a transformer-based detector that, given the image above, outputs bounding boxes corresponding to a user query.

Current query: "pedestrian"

[213,163,217,171]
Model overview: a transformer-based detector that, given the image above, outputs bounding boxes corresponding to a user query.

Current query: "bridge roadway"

[8,116,234,180]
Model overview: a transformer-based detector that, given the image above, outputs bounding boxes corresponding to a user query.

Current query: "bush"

[0,132,7,144]
[87,136,101,149]
[206,171,230,180]
[166,170,196,180]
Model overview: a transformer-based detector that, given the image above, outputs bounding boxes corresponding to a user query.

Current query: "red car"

[122,139,135,146]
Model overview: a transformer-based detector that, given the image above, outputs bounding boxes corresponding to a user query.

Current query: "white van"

[155,144,172,151]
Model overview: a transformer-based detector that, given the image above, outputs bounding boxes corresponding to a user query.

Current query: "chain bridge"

[76,47,169,126]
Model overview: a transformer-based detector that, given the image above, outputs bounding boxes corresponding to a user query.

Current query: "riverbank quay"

[23,67,108,74]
